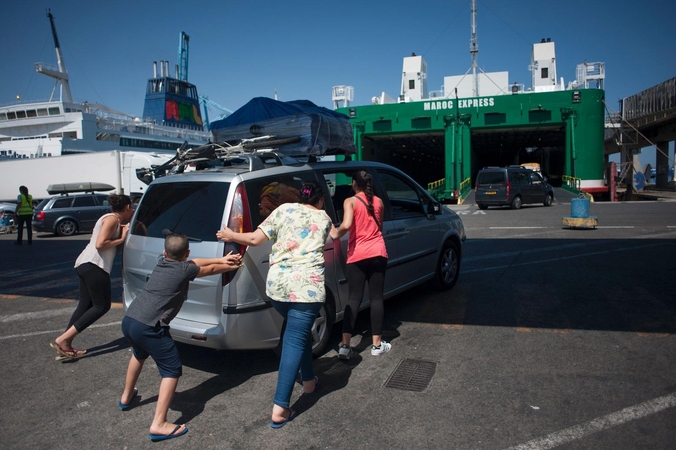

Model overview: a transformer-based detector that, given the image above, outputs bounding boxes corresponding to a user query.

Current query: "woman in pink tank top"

[330,170,391,359]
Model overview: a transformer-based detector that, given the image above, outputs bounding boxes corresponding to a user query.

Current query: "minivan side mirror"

[427,201,441,215]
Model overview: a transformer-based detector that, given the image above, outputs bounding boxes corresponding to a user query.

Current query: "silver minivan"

[122,157,465,355]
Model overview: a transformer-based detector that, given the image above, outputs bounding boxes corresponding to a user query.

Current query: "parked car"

[475,166,554,210]
[32,192,112,236]
[122,155,466,355]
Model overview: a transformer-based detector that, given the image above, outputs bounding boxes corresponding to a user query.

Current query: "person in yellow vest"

[14,185,34,245]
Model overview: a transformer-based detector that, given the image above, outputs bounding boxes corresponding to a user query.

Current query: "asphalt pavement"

[1,197,675,449]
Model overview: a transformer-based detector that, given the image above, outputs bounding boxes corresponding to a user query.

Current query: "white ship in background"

[0,10,210,160]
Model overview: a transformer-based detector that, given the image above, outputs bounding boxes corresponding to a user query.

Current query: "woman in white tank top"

[50,194,133,359]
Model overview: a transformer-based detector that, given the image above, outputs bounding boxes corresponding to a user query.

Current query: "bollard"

[571,196,590,218]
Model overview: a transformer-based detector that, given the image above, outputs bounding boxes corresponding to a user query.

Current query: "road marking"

[464,243,589,262]
[504,391,676,450]
[0,307,76,323]
[490,227,547,229]
[462,242,663,274]
[596,226,635,229]
[0,321,121,341]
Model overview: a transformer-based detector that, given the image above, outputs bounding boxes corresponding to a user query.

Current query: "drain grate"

[383,358,437,392]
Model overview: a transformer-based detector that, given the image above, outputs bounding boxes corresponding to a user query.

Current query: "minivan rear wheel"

[510,195,522,210]
[434,241,460,291]
[311,295,335,356]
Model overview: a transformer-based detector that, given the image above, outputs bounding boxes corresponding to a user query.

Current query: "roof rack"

[146,135,302,178]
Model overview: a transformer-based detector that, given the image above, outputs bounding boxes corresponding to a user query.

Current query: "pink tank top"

[347,193,388,264]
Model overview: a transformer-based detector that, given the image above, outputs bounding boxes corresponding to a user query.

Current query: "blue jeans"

[271,300,323,408]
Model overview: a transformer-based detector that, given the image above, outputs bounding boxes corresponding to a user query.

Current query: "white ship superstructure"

[0,11,210,160]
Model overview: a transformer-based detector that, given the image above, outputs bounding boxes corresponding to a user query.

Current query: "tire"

[478,203,488,210]
[510,195,522,210]
[543,193,553,207]
[56,219,77,236]
[311,294,335,356]
[434,240,460,291]
[243,136,301,150]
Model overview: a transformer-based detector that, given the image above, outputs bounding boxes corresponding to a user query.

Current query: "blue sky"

[2,1,675,164]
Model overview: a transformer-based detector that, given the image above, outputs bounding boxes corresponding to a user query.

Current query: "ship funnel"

[153,61,157,78]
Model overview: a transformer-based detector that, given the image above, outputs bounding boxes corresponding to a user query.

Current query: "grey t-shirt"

[125,257,201,327]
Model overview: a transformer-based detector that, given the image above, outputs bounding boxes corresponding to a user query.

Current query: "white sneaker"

[338,344,353,360]
[371,341,391,356]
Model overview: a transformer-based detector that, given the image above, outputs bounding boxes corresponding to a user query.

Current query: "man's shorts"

[121,316,182,378]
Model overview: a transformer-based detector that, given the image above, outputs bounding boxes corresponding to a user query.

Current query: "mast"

[469,0,479,97]
[36,9,73,103]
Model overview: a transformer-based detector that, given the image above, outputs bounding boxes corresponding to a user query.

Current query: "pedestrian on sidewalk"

[330,170,390,359]
[50,194,133,359]
[119,233,241,442]
[14,185,34,245]
[217,181,331,428]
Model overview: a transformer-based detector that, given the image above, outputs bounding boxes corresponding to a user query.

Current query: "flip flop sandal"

[50,342,86,359]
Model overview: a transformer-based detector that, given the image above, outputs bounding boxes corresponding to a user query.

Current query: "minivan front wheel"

[56,219,77,236]
[434,241,460,291]
[510,195,523,210]
[544,193,553,207]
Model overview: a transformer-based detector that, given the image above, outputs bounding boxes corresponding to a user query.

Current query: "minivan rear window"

[477,172,505,185]
[133,181,230,242]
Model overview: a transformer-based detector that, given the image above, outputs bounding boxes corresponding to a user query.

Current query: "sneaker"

[338,344,352,360]
[371,341,392,356]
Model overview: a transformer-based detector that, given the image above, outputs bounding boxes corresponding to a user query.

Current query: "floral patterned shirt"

[258,203,331,303]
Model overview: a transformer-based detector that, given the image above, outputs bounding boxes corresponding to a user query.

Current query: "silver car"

[122,158,465,355]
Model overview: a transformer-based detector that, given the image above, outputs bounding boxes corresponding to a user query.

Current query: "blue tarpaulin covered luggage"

[209,97,356,156]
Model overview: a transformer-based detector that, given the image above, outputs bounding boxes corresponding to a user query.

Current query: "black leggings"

[67,263,112,333]
[342,256,387,336]
[16,215,32,244]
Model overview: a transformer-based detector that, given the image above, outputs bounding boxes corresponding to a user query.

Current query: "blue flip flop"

[301,376,320,397]
[270,409,296,429]
[149,424,188,442]
[118,388,138,411]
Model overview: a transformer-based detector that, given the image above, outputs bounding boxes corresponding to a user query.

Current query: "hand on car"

[223,251,243,268]
[216,226,234,242]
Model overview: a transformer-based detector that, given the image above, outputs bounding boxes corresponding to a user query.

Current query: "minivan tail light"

[35,211,45,221]
[505,181,511,199]
[222,183,252,286]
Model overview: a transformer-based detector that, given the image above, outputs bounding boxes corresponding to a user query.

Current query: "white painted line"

[462,242,663,274]
[489,227,547,229]
[0,307,75,323]
[464,243,589,262]
[0,321,121,341]
[596,226,635,229]
[504,391,676,450]
[668,226,676,228]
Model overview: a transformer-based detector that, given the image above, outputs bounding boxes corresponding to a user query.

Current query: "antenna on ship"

[469,0,479,97]
[36,9,73,103]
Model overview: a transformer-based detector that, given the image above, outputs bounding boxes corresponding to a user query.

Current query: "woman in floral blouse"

[216,181,331,428]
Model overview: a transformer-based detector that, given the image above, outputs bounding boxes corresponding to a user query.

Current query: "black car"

[475,166,554,210]
[32,193,112,236]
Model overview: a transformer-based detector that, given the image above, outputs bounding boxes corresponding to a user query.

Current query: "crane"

[199,95,233,131]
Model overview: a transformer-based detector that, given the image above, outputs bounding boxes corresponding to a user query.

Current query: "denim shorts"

[121,316,182,378]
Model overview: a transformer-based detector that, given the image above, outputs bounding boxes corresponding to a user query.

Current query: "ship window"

[26,110,37,117]
[48,107,60,115]
[409,80,415,90]
[37,109,48,116]
[7,112,16,120]
[541,67,549,79]
[16,111,26,118]
[0,113,6,121]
